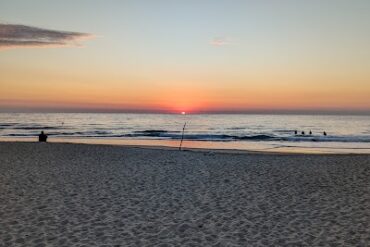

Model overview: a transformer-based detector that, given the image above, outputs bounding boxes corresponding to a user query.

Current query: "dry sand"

[0,142,369,246]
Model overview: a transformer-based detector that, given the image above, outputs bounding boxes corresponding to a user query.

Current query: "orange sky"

[1,1,369,113]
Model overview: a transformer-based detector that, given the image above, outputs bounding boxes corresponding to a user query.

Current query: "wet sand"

[0,142,369,246]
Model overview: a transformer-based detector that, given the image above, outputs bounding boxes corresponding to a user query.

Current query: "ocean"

[0,113,369,153]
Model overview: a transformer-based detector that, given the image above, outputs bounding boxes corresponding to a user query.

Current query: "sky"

[0,0,369,114]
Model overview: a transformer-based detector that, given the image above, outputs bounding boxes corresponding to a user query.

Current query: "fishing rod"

[179,122,186,151]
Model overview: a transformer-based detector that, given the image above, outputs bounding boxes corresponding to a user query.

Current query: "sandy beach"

[0,142,369,246]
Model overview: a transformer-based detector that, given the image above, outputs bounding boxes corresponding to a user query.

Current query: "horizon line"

[0,108,369,115]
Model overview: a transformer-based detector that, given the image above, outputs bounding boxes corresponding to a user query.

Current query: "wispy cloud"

[0,23,94,50]
[209,37,236,46]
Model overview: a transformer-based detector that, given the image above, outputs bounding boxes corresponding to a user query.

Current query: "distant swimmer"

[38,131,48,142]
[323,131,327,136]
[301,131,305,135]
[294,130,298,135]
[309,130,312,135]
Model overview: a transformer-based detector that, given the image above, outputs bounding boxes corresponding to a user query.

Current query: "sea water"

[0,113,369,153]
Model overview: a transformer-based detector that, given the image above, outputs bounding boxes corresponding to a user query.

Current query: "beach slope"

[0,142,369,246]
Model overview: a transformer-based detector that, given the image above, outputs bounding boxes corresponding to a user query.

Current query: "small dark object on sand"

[301,131,305,135]
[323,131,327,136]
[38,131,48,142]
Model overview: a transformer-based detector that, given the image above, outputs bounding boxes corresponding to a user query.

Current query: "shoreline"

[1,137,370,155]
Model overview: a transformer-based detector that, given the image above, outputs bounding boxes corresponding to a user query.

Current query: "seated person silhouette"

[39,131,48,142]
